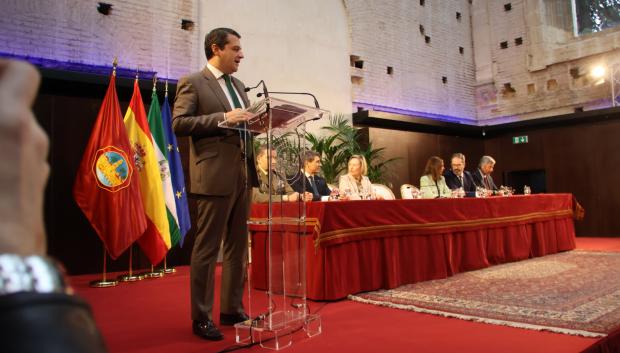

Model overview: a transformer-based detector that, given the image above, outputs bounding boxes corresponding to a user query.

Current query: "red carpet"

[72,237,620,353]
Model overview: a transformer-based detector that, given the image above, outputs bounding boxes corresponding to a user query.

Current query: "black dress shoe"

[219,312,250,326]
[192,320,223,341]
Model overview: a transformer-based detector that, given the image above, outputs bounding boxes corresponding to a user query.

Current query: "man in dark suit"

[443,153,476,196]
[172,28,258,341]
[290,151,332,201]
[252,146,310,203]
[472,155,499,193]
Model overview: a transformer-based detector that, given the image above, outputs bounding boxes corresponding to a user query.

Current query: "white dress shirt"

[206,63,246,109]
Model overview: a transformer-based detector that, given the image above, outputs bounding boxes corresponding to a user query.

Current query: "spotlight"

[591,65,606,79]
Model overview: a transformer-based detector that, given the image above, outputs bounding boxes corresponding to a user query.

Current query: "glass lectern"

[219,97,329,349]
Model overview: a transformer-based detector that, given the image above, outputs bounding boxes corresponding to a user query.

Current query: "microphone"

[257,91,320,108]
[244,80,268,99]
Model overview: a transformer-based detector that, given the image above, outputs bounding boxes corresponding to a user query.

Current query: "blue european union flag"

[161,94,191,246]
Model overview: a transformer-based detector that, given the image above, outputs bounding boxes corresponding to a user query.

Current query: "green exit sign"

[513,135,529,144]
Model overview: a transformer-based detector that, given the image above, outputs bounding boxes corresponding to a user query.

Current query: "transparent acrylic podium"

[219,97,329,350]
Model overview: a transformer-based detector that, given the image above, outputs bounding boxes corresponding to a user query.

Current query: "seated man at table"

[444,153,476,196]
[472,155,499,194]
[252,146,312,203]
[290,151,332,201]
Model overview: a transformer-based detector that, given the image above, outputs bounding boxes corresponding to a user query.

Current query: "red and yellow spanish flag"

[124,80,171,264]
[73,73,147,259]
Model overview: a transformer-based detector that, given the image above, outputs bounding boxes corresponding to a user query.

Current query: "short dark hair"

[204,28,241,60]
[303,151,320,164]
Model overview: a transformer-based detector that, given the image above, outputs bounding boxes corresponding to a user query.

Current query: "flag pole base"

[161,267,176,274]
[89,279,118,288]
[117,274,144,282]
[139,270,164,279]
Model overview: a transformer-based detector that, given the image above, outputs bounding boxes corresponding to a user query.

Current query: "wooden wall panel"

[369,119,620,237]
[369,128,484,192]
[483,120,620,236]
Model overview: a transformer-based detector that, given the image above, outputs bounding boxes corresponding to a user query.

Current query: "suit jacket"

[444,169,476,193]
[471,168,498,191]
[419,175,452,198]
[252,169,295,203]
[172,67,258,196]
[289,172,331,201]
[338,174,372,200]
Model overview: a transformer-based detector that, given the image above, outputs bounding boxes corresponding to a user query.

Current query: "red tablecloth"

[250,194,578,300]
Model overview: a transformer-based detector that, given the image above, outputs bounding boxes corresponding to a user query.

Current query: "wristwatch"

[0,254,71,295]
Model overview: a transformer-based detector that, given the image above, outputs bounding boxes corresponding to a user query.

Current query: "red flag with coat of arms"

[73,72,147,259]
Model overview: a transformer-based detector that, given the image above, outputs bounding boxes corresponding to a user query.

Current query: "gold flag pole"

[90,247,118,287]
[117,246,144,282]
[140,264,164,279]
[117,66,143,282]
[89,58,122,289]
[161,257,176,274]
[112,57,118,76]
[160,79,177,276]
[137,74,165,280]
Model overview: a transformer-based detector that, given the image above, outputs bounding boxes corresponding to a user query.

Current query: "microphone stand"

[257,91,320,109]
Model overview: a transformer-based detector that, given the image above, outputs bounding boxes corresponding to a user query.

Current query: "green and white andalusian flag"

[147,88,181,247]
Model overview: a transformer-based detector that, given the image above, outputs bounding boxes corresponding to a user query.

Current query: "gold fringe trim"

[316,209,573,248]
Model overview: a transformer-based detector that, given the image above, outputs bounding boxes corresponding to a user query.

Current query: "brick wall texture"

[345,0,477,122]
[2,0,620,122]
[0,0,199,79]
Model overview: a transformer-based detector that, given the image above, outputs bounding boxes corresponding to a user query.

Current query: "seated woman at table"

[420,156,452,199]
[339,155,374,200]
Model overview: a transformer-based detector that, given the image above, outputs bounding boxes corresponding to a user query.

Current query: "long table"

[250,194,578,301]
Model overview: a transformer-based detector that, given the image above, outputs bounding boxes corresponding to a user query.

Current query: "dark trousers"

[190,169,249,322]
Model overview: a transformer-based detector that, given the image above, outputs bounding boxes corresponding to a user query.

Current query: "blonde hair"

[348,154,368,176]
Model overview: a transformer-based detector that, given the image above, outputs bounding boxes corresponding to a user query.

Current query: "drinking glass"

[523,185,531,195]
[359,190,368,200]
[343,188,352,199]
[450,188,459,198]
[329,188,339,201]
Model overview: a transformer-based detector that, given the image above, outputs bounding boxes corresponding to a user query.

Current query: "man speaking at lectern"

[173,28,258,341]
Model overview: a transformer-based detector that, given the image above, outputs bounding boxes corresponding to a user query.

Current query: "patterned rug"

[349,250,620,337]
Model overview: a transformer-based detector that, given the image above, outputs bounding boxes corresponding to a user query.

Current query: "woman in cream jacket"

[339,155,373,200]
[419,156,452,198]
